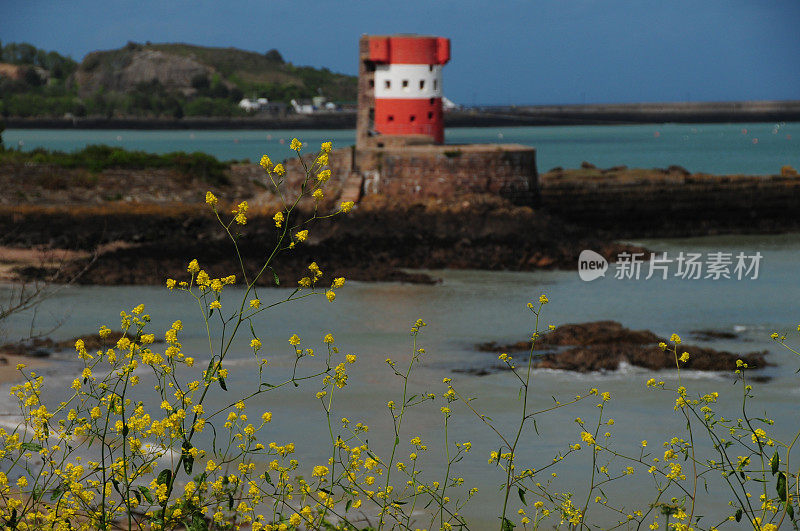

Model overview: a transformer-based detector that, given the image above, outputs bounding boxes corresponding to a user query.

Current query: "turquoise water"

[2,234,800,527]
[2,125,799,526]
[4,121,798,175]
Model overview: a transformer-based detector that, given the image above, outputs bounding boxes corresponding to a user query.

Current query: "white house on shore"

[238,97,271,112]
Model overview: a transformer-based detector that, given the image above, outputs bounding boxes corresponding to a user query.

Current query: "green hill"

[0,41,357,119]
[147,43,356,102]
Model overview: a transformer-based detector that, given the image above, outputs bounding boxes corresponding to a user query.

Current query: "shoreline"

[2,162,800,286]
[0,355,49,385]
[4,100,800,130]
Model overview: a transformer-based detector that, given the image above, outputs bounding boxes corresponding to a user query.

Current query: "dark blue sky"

[2,0,798,105]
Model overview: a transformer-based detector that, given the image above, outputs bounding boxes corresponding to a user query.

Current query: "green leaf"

[735,508,742,522]
[777,472,788,502]
[218,375,227,391]
[345,499,352,512]
[182,441,195,475]
[501,516,516,531]
[50,484,65,501]
[189,513,208,531]
[189,513,209,531]
[518,487,527,506]
[264,472,274,486]
[273,271,280,286]
[122,424,129,437]
[139,485,154,504]
[157,468,172,487]
[787,501,795,519]
[771,450,780,475]
[227,492,234,510]
[111,478,122,497]
[395,436,400,446]
[20,442,43,451]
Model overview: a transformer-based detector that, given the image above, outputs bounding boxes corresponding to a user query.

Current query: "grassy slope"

[147,43,357,102]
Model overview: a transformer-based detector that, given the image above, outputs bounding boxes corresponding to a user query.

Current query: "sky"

[1,0,799,106]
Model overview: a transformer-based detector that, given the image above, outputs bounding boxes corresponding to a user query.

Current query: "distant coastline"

[5,100,800,130]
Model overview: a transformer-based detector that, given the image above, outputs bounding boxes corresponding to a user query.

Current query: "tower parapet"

[357,35,450,147]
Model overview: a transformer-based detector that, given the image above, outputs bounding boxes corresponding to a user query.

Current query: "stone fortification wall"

[283,143,538,205]
[356,144,537,204]
[540,170,800,235]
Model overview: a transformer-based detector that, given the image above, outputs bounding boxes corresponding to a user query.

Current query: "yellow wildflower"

[233,201,248,225]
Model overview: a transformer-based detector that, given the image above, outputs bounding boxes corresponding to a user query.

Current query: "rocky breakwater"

[471,321,768,375]
[540,164,800,237]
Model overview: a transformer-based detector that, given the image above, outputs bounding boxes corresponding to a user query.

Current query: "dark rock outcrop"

[0,331,135,358]
[473,321,768,374]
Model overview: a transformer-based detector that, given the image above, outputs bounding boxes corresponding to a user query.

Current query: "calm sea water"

[4,121,798,174]
[2,126,800,527]
[2,234,800,527]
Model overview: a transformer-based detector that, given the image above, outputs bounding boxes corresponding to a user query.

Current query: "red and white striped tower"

[358,35,450,145]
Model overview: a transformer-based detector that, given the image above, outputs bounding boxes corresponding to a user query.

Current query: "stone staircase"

[339,171,364,204]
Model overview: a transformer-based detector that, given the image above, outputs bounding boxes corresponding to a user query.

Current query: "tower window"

[429,65,433,72]
[430,98,435,105]
[409,115,416,122]
[369,79,374,88]
[388,115,394,122]
[402,80,409,91]
[419,80,425,90]
[384,80,391,89]
[428,111,433,119]
[433,80,438,90]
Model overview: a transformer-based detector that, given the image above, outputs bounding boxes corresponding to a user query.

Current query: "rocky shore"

[0,198,646,286]
[2,160,799,286]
